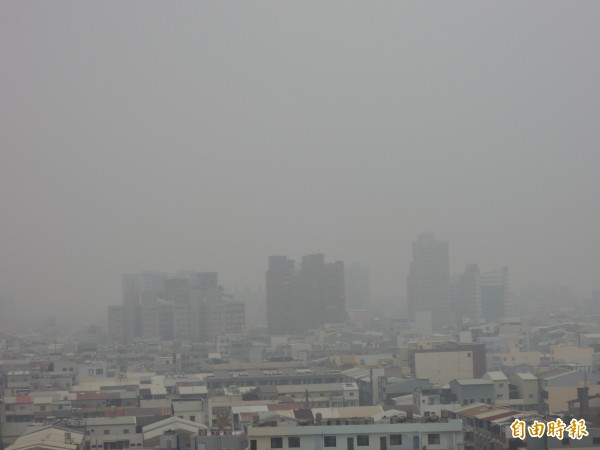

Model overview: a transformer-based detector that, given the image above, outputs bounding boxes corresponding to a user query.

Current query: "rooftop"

[247,420,463,436]
[452,379,493,386]
[484,372,508,381]
[6,426,84,450]
[276,383,358,394]
[514,372,537,381]
[86,416,136,426]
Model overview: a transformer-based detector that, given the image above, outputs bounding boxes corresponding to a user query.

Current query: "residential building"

[412,343,486,385]
[451,402,600,450]
[483,371,509,403]
[5,426,84,450]
[247,419,464,450]
[108,272,244,343]
[344,263,371,311]
[84,416,141,450]
[274,383,359,408]
[503,372,539,410]
[142,416,208,448]
[449,379,494,406]
[407,232,454,330]
[1,395,34,448]
[456,264,481,324]
[266,254,345,335]
[480,267,509,322]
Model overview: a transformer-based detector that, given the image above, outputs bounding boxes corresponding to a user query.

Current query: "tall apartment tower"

[266,256,295,335]
[407,232,454,330]
[111,271,243,343]
[481,267,509,322]
[266,254,345,335]
[344,262,371,310]
[457,264,482,324]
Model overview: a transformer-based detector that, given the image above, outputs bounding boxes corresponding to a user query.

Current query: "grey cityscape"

[1,2,600,450]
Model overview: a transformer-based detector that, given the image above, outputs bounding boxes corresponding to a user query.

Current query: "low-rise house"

[275,383,359,408]
[5,371,31,395]
[1,396,35,448]
[172,400,206,424]
[413,389,462,416]
[5,426,84,450]
[85,416,141,450]
[483,371,509,402]
[142,416,208,448]
[449,379,494,406]
[246,419,464,450]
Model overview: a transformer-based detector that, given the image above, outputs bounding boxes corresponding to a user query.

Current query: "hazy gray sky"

[1,2,599,319]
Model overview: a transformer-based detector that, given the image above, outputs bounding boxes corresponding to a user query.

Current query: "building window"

[250,440,257,450]
[270,437,283,449]
[189,416,195,422]
[499,383,504,387]
[593,437,600,445]
[324,436,336,447]
[96,369,104,375]
[562,437,570,446]
[428,434,440,445]
[529,394,534,398]
[288,437,300,448]
[104,430,110,435]
[123,429,129,434]
[390,435,402,445]
[357,435,369,446]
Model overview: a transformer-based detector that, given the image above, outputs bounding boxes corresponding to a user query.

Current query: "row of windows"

[86,429,130,435]
[267,434,441,448]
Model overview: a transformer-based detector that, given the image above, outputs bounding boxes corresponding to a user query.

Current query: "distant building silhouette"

[456,264,482,324]
[266,254,345,334]
[407,232,454,330]
[344,262,371,310]
[109,271,244,343]
[481,267,509,322]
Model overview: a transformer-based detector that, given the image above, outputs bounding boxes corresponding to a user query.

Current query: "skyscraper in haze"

[481,267,509,321]
[344,262,371,310]
[112,271,244,343]
[407,232,454,330]
[456,264,482,324]
[266,254,345,335]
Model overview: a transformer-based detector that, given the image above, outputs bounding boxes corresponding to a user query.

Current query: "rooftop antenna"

[304,389,313,409]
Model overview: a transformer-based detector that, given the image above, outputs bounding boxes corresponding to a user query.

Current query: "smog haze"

[1,2,599,323]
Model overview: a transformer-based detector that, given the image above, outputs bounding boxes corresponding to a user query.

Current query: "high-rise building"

[456,264,482,324]
[407,232,454,330]
[266,254,345,335]
[109,271,244,343]
[481,267,509,322]
[344,262,371,310]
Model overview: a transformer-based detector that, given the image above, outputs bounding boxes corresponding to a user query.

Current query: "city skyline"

[1,2,600,320]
